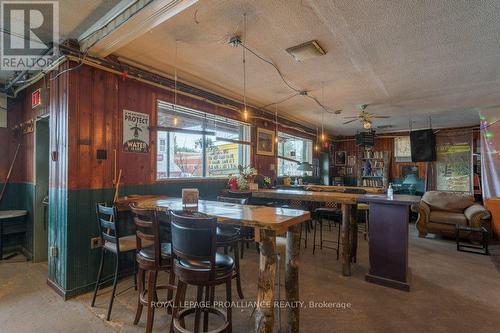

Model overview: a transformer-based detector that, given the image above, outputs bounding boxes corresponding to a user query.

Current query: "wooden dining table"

[252,189,364,276]
[117,195,311,333]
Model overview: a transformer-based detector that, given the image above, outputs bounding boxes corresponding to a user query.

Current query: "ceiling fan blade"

[343,119,358,125]
[373,116,390,119]
[343,116,358,119]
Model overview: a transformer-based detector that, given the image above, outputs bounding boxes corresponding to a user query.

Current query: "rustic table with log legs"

[252,189,362,276]
[120,196,310,333]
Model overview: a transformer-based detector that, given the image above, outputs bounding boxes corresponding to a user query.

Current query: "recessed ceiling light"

[286,40,326,62]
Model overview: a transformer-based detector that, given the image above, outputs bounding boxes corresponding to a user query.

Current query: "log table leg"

[286,223,301,333]
[256,229,277,333]
[349,205,358,263]
[341,204,351,276]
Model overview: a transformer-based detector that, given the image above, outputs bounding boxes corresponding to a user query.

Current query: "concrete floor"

[2,224,500,333]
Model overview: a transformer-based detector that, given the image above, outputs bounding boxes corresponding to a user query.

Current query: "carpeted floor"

[1,223,500,333]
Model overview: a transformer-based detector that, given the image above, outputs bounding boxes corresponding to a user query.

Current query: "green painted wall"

[59,180,227,298]
[0,182,34,255]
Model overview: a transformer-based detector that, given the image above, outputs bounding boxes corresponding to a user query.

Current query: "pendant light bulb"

[173,117,178,126]
[363,121,372,129]
[315,144,319,151]
[243,108,248,121]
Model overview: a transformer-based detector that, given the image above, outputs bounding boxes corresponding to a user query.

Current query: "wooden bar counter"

[252,188,363,276]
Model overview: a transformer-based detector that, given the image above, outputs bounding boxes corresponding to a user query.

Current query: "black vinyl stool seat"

[131,205,176,333]
[313,202,342,259]
[91,203,142,321]
[170,210,234,333]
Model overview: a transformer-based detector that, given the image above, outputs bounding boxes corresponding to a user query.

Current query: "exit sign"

[32,88,42,108]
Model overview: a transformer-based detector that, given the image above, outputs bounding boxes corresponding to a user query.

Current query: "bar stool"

[130,205,176,333]
[91,203,144,321]
[312,202,342,259]
[284,199,311,248]
[222,191,256,258]
[357,203,369,240]
[169,210,235,333]
[217,196,247,299]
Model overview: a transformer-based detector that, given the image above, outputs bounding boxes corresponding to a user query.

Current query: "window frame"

[276,131,313,177]
[154,100,251,181]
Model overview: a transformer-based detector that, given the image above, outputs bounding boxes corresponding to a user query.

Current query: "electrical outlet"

[90,237,102,249]
[50,246,58,257]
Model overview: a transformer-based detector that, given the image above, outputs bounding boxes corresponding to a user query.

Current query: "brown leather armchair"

[412,191,491,239]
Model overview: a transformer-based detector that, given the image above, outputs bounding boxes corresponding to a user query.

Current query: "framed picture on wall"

[335,151,346,165]
[256,128,275,156]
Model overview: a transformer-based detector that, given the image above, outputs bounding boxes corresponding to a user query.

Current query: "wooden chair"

[169,210,234,333]
[130,205,176,333]
[91,203,141,321]
[217,196,247,299]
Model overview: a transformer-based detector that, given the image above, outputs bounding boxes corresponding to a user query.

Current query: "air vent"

[286,40,326,62]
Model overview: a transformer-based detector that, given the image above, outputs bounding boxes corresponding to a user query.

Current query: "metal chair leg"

[106,253,120,321]
[233,241,245,299]
[91,248,105,307]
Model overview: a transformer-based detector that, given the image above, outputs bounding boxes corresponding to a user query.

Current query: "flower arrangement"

[227,165,258,191]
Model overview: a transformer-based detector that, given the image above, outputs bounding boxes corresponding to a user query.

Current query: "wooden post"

[349,204,358,263]
[341,203,351,276]
[256,229,276,333]
[286,223,301,333]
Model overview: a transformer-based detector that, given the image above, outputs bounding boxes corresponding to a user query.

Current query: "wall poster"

[123,110,150,153]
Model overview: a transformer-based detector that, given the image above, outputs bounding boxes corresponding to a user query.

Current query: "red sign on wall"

[32,88,42,108]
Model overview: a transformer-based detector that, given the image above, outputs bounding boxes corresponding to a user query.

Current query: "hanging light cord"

[242,14,247,112]
[239,40,330,113]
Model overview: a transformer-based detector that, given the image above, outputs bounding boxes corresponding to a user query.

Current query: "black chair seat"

[216,226,240,242]
[179,253,234,273]
[138,243,172,260]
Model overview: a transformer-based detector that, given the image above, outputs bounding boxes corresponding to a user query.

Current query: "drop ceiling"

[111,0,500,135]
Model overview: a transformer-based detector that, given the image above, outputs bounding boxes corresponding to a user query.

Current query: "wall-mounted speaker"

[410,129,436,162]
[355,131,375,148]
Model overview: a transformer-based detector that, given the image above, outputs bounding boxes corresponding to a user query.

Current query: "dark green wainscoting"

[52,180,228,299]
[0,182,34,256]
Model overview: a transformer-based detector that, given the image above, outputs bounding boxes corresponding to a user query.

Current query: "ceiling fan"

[343,104,390,129]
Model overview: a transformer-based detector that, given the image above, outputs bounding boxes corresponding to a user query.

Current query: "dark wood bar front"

[358,195,421,291]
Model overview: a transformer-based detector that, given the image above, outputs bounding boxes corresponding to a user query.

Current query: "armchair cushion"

[464,204,491,227]
[421,191,474,213]
[429,211,467,226]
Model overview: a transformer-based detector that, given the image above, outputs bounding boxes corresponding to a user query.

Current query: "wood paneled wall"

[64,62,317,190]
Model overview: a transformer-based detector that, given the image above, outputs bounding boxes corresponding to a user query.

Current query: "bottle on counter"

[387,183,394,199]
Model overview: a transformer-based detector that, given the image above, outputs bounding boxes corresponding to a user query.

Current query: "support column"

[256,229,276,333]
[341,204,351,276]
[286,224,301,333]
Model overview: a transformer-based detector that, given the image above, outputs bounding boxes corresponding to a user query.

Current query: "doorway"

[33,117,49,262]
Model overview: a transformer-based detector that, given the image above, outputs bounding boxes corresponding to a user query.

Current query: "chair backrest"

[217,196,248,205]
[96,203,121,251]
[130,204,162,264]
[170,210,217,276]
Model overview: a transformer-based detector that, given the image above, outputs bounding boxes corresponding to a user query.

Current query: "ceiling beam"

[79,0,198,57]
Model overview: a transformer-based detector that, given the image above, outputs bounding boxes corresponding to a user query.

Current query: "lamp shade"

[297,162,313,172]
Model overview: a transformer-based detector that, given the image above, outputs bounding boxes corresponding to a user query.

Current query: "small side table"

[0,210,28,260]
[455,224,489,255]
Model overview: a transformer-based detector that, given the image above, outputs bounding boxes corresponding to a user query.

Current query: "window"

[277,132,313,176]
[156,100,250,179]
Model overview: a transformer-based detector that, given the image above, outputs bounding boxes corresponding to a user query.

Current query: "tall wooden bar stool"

[130,205,176,333]
[217,196,247,299]
[91,203,142,321]
[312,202,342,259]
[169,210,235,333]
